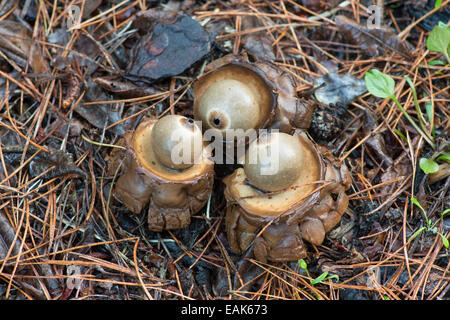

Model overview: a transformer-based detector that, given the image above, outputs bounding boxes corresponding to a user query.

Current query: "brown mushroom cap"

[244,132,304,192]
[194,63,275,135]
[151,115,203,170]
[224,132,323,217]
[132,118,212,183]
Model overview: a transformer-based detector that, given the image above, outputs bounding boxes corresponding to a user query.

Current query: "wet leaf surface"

[129,13,211,81]
[314,72,367,106]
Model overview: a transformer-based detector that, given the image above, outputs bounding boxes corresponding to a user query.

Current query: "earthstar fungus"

[193,55,317,136]
[223,131,351,262]
[113,115,214,232]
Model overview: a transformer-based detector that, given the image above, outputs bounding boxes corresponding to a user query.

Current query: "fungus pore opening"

[194,63,275,133]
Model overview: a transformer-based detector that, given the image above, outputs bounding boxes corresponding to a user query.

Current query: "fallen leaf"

[314,72,367,106]
[129,13,211,81]
[77,79,125,136]
[0,20,49,73]
[335,15,412,58]
[0,212,21,264]
[380,158,411,202]
[241,16,275,62]
[80,0,102,19]
[2,145,86,180]
[428,163,450,184]
[94,76,161,98]
[363,111,394,167]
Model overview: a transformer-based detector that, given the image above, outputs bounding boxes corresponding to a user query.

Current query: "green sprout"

[364,69,449,175]
[408,197,449,248]
[365,69,434,148]
[298,259,339,285]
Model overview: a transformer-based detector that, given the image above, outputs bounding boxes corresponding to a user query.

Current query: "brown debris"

[1,145,86,180]
[335,15,412,58]
[428,163,450,184]
[241,16,275,62]
[93,76,161,98]
[0,212,21,265]
[0,20,49,73]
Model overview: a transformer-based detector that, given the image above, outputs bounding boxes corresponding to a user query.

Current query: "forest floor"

[0,0,449,300]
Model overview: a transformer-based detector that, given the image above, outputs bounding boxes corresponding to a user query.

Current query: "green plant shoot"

[426,22,450,63]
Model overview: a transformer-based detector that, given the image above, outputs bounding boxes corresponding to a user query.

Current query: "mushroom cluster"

[110,54,351,263]
[113,115,214,232]
[223,131,351,263]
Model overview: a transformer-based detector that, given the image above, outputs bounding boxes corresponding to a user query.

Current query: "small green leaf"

[408,227,426,242]
[436,154,450,163]
[327,274,339,282]
[310,272,340,285]
[311,271,329,285]
[427,60,446,66]
[432,208,450,229]
[425,99,433,121]
[411,197,427,216]
[364,69,395,99]
[393,129,407,143]
[298,259,308,270]
[404,76,419,113]
[404,75,416,95]
[424,98,436,137]
[419,157,439,174]
[426,24,450,63]
[434,0,443,8]
[437,232,449,248]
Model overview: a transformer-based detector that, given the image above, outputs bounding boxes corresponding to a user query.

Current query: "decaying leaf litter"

[0,0,449,300]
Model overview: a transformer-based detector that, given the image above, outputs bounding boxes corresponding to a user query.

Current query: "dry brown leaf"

[335,15,412,58]
[241,16,275,62]
[0,20,49,73]
[0,212,21,264]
